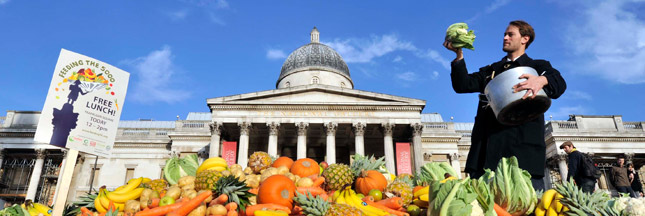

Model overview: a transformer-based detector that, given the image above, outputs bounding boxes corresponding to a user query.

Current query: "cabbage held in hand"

[446,22,476,50]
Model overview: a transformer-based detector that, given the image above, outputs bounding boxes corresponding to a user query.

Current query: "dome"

[277,28,353,88]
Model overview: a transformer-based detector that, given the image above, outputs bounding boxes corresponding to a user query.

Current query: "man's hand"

[513,73,549,99]
[443,39,463,62]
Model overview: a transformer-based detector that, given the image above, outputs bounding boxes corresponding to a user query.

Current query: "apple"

[320,161,329,169]
[159,196,175,207]
[368,189,383,201]
[407,205,421,216]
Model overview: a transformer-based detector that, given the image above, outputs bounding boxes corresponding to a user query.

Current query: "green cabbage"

[163,154,199,185]
[446,23,476,50]
[428,178,495,216]
[420,162,459,182]
[490,157,537,215]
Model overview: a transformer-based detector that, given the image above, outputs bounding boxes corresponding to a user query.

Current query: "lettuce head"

[446,22,476,50]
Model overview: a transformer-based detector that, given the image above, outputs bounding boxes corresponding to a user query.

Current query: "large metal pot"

[484,66,551,125]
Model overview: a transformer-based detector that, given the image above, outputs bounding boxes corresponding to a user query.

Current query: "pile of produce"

[53,152,645,216]
[0,199,52,216]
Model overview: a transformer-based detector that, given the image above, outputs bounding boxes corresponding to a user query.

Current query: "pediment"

[207,84,425,106]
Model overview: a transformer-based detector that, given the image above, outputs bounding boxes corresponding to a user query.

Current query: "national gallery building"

[1,28,644,205]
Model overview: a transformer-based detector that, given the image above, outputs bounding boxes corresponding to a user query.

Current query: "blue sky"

[1,0,644,122]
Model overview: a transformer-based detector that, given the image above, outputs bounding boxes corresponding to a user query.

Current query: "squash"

[355,170,388,195]
[272,157,294,168]
[257,175,296,209]
[290,158,319,178]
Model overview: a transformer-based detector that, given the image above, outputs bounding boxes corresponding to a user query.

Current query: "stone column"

[209,122,223,157]
[238,122,252,168]
[53,149,68,205]
[449,153,462,178]
[382,123,396,174]
[556,154,569,182]
[411,123,424,173]
[296,122,309,159]
[352,122,366,156]
[325,122,338,164]
[267,122,280,157]
[26,148,47,200]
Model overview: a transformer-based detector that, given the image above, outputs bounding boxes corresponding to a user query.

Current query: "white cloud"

[167,9,189,20]
[208,12,226,25]
[266,49,287,60]
[0,0,9,5]
[184,0,229,9]
[396,71,418,82]
[467,0,512,22]
[564,90,593,101]
[565,0,645,84]
[430,71,440,80]
[546,105,590,120]
[127,46,191,104]
[417,49,451,70]
[393,56,403,63]
[323,34,416,63]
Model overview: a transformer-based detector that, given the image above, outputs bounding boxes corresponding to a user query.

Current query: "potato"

[197,190,213,204]
[124,200,140,213]
[139,189,154,202]
[209,204,228,215]
[244,167,253,175]
[178,176,196,187]
[230,164,243,171]
[276,166,290,175]
[181,184,195,191]
[165,186,182,200]
[187,204,207,216]
[296,177,313,187]
[221,170,232,176]
[182,189,197,199]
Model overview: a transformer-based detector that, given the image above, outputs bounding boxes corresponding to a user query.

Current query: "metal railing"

[423,122,449,130]
[0,158,36,202]
[624,122,643,130]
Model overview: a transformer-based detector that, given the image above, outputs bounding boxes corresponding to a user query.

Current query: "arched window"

[285,81,291,87]
[311,76,320,84]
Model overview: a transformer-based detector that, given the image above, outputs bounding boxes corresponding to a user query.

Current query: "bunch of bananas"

[534,189,568,216]
[412,185,429,208]
[197,157,228,173]
[333,186,391,216]
[21,200,52,216]
[94,177,146,213]
[253,210,290,216]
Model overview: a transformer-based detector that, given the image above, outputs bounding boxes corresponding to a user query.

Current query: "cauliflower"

[623,198,645,216]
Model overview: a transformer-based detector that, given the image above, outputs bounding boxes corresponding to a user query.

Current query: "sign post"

[34,49,130,215]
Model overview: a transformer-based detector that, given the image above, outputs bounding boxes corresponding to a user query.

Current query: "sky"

[0,0,644,123]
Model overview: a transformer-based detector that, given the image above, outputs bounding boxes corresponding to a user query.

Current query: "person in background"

[612,156,636,197]
[443,20,567,191]
[560,141,596,193]
[628,163,643,197]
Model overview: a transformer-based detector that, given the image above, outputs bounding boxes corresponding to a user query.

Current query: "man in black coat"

[443,20,567,190]
[560,141,596,193]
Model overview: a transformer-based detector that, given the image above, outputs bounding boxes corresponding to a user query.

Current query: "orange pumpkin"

[355,170,387,195]
[257,175,296,209]
[272,156,294,168]
[290,158,319,178]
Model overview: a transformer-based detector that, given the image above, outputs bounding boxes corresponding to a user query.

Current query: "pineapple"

[385,181,413,206]
[294,192,363,216]
[249,151,272,174]
[349,155,385,177]
[141,179,168,195]
[214,175,253,211]
[395,174,415,187]
[66,190,98,216]
[322,164,354,191]
[196,169,224,191]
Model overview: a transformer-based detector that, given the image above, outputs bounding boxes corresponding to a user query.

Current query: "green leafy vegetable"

[163,154,199,185]
[421,162,459,183]
[446,22,476,50]
[490,157,537,216]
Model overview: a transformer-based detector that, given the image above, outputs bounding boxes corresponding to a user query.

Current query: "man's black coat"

[451,54,567,178]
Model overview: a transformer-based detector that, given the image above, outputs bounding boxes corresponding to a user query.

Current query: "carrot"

[134,202,184,216]
[296,187,326,196]
[493,203,512,216]
[80,207,94,216]
[148,198,161,208]
[227,210,239,216]
[245,204,292,216]
[318,192,330,202]
[362,196,375,202]
[291,206,303,215]
[376,197,403,210]
[363,200,409,216]
[312,177,325,187]
[248,188,259,195]
[226,202,238,212]
[216,194,229,204]
[166,190,213,216]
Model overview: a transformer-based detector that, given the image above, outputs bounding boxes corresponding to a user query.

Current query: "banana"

[419,194,429,202]
[413,186,429,198]
[107,187,145,203]
[206,166,227,172]
[547,200,558,216]
[254,210,289,216]
[344,187,388,216]
[197,157,228,173]
[32,203,52,216]
[95,190,107,213]
[541,189,558,210]
[112,177,143,194]
[554,194,564,212]
[335,189,347,204]
[26,205,40,216]
[534,206,546,216]
[412,199,428,208]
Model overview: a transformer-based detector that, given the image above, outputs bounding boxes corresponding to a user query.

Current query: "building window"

[340,82,346,88]
[285,81,291,87]
[125,168,135,184]
[311,76,320,84]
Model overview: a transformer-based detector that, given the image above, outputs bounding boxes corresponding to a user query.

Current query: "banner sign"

[34,49,130,157]
[222,141,238,166]
[395,142,412,175]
